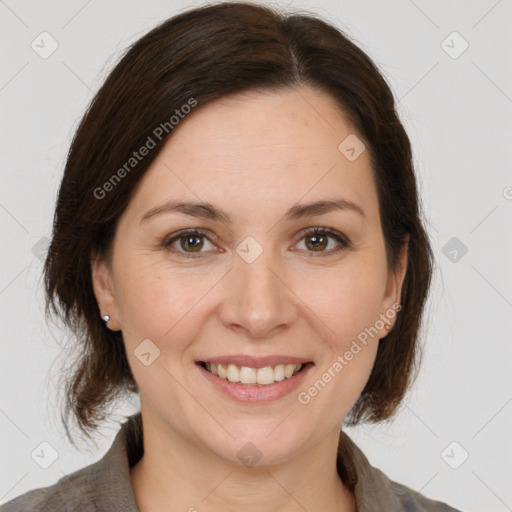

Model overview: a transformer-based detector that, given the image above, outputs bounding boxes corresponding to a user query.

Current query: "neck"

[129,409,356,512]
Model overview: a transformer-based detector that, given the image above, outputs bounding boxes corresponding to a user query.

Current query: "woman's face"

[92,85,407,465]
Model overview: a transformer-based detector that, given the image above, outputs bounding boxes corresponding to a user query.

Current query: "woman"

[0,2,463,511]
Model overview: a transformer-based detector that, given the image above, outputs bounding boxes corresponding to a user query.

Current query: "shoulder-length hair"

[44,1,433,459]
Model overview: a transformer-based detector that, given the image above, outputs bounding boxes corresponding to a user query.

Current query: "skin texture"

[92,85,408,512]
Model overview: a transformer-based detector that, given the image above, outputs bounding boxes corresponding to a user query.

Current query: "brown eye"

[163,226,351,259]
[179,234,205,252]
[295,227,351,256]
[163,229,216,258]
[305,233,329,251]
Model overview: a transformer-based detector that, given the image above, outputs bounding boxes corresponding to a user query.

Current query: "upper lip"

[197,355,312,368]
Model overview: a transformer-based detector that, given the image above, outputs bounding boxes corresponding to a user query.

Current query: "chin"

[205,422,309,468]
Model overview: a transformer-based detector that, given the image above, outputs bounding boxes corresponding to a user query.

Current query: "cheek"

[118,273,169,334]
[113,236,387,357]
[293,255,388,343]
[114,256,219,348]
[113,257,174,337]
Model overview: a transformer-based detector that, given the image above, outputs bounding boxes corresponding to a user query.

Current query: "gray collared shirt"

[0,413,462,511]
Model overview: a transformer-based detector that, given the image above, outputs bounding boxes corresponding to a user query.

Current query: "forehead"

[124,86,378,225]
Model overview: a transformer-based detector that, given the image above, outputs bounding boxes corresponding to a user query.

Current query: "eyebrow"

[140,198,365,225]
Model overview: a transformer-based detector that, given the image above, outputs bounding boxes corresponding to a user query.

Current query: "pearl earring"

[102,314,111,323]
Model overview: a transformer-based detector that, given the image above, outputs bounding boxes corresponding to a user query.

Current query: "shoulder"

[389,479,463,511]
[338,431,463,512]
[1,413,142,512]
[0,466,97,512]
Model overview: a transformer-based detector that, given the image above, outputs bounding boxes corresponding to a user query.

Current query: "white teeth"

[284,364,296,378]
[204,362,304,386]
[226,364,239,383]
[239,366,257,383]
[217,363,227,379]
[274,364,285,381]
[256,366,275,385]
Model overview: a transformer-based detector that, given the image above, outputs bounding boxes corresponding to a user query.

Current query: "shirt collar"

[85,412,404,512]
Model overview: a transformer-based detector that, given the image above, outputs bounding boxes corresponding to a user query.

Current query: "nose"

[218,247,298,339]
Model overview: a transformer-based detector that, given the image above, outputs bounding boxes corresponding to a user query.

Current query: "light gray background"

[1,1,511,510]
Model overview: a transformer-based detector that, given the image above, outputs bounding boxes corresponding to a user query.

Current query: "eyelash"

[162,227,352,259]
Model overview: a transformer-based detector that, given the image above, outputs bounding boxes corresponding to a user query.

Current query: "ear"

[378,235,409,337]
[91,253,122,331]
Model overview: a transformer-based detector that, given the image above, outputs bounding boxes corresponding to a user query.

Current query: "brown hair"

[44,0,433,475]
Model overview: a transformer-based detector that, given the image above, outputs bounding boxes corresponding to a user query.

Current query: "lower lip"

[196,362,314,402]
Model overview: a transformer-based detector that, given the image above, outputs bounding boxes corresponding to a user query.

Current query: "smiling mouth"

[198,361,311,386]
